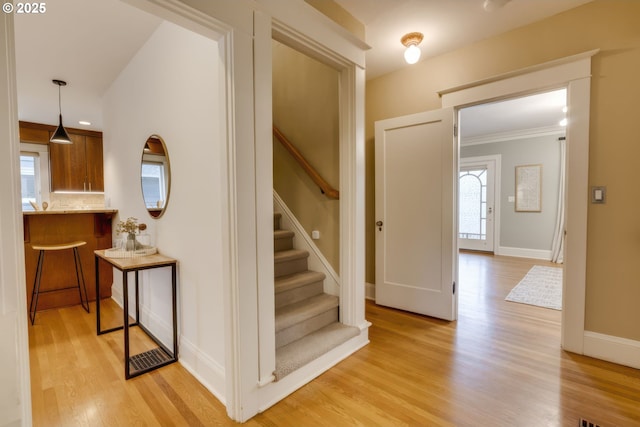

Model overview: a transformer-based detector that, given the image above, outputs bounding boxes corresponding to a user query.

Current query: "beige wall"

[305,0,365,40]
[366,0,640,341]
[273,40,341,271]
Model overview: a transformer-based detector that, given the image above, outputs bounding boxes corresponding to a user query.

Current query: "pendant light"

[401,32,424,65]
[50,79,73,144]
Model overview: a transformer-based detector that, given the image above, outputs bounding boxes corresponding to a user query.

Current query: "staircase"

[273,212,359,380]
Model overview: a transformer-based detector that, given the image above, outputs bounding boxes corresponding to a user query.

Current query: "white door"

[374,108,457,321]
[459,156,497,252]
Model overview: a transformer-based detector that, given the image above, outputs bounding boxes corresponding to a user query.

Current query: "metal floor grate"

[129,348,171,373]
[580,418,602,427]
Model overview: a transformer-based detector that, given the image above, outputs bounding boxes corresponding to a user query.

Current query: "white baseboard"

[110,284,124,307]
[179,336,227,405]
[583,331,640,370]
[496,246,552,260]
[365,282,375,300]
[109,285,227,403]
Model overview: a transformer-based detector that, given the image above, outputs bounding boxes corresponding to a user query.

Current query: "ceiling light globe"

[404,44,421,64]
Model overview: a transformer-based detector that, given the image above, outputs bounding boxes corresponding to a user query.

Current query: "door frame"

[440,49,597,354]
[458,154,501,253]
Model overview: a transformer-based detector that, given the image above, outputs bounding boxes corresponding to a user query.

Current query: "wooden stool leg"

[29,250,45,325]
[73,247,90,313]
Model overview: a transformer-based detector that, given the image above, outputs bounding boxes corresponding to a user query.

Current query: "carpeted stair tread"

[275,293,338,332]
[274,212,282,230]
[274,249,309,263]
[274,229,295,251]
[274,322,360,380]
[275,270,326,294]
[274,229,295,239]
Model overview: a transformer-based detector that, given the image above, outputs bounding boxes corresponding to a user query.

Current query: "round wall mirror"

[140,134,171,218]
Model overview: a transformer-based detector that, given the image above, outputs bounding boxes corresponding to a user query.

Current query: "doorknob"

[376,220,383,231]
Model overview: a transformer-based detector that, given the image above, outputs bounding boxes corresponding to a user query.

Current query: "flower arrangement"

[115,217,147,251]
[115,217,147,235]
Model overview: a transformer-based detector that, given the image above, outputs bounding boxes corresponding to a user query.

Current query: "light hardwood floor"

[29,253,640,426]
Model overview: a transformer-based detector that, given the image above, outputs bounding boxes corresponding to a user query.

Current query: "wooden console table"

[94,250,178,379]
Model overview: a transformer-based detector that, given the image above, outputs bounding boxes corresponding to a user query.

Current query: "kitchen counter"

[23,208,118,215]
[23,209,117,312]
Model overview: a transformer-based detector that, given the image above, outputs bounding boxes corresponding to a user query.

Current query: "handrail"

[272,126,339,200]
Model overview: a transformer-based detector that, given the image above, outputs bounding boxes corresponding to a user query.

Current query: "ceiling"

[13,0,587,136]
[334,0,592,81]
[459,89,567,142]
[14,0,161,131]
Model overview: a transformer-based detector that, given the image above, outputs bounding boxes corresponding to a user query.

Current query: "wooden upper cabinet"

[19,122,50,144]
[85,135,104,192]
[49,133,87,192]
[20,121,104,193]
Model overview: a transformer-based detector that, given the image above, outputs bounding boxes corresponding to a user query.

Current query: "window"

[20,143,50,211]
[21,153,39,211]
[459,168,487,240]
[141,159,167,208]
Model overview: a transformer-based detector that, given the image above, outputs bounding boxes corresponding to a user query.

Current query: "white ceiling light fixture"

[50,79,72,144]
[483,0,512,12]
[401,32,423,65]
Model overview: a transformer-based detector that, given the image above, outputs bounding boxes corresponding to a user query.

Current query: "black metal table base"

[95,252,178,379]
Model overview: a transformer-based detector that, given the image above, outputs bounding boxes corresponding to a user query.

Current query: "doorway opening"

[457,88,567,325]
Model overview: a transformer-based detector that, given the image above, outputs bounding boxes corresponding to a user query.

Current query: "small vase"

[125,233,137,251]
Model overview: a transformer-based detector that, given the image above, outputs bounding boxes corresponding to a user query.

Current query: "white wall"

[103,20,227,399]
[461,134,562,256]
[0,12,31,427]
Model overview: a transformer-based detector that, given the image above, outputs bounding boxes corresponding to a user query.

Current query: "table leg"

[95,255,101,334]
[135,270,140,323]
[123,270,130,379]
[172,263,178,357]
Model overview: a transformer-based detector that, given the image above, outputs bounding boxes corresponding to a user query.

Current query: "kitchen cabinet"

[49,133,104,192]
[19,121,104,192]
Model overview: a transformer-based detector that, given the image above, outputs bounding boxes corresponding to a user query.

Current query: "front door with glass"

[459,157,497,252]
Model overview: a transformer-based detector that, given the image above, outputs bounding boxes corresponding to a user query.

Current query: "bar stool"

[29,241,90,325]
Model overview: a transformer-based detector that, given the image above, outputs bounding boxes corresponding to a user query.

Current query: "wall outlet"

[311,230,320,240]
[508,196,515,203]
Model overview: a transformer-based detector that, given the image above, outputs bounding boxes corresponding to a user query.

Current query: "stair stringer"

[273,190,339,296]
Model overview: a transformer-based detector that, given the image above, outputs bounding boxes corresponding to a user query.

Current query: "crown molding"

[460,125,565,146]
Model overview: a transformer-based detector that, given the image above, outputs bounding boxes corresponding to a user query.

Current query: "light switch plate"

[592,186,606,204]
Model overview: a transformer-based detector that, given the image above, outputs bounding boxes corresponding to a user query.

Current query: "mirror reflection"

[141,135,170,218]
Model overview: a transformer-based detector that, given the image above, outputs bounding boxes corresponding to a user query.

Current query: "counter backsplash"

[47,193,106,211]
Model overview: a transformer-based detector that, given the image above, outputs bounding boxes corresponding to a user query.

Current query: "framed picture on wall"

[515,164,542,212]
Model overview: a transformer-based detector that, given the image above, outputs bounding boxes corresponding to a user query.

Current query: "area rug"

[505,265,563,310]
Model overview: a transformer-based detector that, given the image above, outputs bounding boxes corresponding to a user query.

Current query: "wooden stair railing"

[273,126,339,200]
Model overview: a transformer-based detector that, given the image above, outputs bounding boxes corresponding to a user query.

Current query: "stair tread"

[275,270,326,294]
[274,229,294,239]
[275,293,338,331]
[274,249,309,263]
[274,322,360,381]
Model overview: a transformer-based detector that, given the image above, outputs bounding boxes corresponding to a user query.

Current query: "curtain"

[550,138,566,263]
